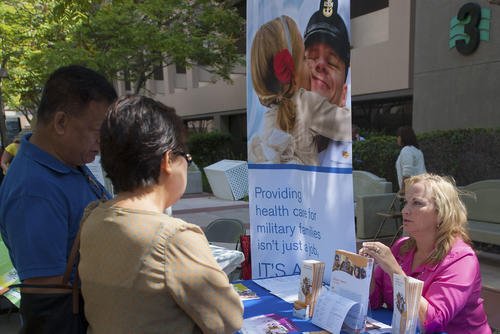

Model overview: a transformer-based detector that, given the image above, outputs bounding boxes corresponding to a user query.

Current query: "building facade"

[115,0,500,150]
[413,0,500,132]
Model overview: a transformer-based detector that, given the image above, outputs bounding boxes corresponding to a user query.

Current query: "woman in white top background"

[396,126,427,194]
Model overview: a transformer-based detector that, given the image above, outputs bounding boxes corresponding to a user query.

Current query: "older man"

[304,1,352,167]
[0,65,117,332]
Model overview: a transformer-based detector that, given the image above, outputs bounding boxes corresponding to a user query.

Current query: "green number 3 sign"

[449,2,491,55]
[457,3,481,54]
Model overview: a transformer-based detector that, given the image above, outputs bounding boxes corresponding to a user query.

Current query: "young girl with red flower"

[249,15,351,166]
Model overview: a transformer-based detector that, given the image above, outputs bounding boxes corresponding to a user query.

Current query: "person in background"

[360,174,491,333]
[1,137,21,175]
[395,126,426,194]
[0,65,116,332]
[352,125,365,142]
[79,95,243,334]
[303,1,352,167]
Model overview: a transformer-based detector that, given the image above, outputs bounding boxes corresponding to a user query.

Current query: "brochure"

[328,249,374,332]
[0,239,20,307]
[253,275,300,303]
[297,259,325,317]
[233,282,259,300]
[365,317,392,333]
[312,290,358,334]
[240,313,299,334]
[391,274,423,334]
[312,291,391,334]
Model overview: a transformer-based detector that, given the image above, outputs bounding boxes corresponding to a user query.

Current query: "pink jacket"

[370,237,491,333]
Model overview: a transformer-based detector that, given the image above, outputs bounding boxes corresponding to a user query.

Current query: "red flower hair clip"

[273,49,295,84]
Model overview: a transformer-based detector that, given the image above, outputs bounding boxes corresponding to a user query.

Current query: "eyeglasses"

[172,150,193,167]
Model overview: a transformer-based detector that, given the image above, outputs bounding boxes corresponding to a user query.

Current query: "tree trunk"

[0,83,8,147]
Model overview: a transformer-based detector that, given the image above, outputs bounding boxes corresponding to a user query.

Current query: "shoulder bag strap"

[63,200,101,314]
[9,283,72,290]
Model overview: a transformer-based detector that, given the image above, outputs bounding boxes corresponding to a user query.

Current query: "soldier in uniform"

[304,0,352,168]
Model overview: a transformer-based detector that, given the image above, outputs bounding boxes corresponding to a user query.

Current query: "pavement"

[172,192,250,231]
[1,192,499,331]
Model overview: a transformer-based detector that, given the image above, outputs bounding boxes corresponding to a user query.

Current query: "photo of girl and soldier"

[248,0,352,167]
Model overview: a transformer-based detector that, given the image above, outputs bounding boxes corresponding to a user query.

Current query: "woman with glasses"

[78,95,243,333]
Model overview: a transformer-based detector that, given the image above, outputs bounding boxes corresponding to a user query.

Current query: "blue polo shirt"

[0,134,109,280]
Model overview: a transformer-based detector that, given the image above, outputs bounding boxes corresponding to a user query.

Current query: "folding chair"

[373,194,403,245]
[205,218,246,281]
[204,218,246,250]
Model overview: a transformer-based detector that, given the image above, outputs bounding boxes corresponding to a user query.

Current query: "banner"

[247,0,355,283]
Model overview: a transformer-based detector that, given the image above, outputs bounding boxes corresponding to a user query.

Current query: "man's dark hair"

[37,65,117,124]
[100,95,186,193]
[397,126,419,148]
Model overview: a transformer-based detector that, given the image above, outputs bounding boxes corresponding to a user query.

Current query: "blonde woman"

[360,174,490,333]
[249,15,351,166]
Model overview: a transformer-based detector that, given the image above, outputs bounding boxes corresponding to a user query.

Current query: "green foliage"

[187,131,233,193]
[47,0,244,92]
[0,0,244,120]
[187,131,232,168]
[419,128,500,185]
[353,128,500,189]
[1,1,47,122]
[353,136,400,190]
[1,0,103,123]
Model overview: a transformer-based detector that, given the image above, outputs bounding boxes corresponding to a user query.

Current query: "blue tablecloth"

[240,279,392,333]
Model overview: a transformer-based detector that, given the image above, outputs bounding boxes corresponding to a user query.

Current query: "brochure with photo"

[297,259,325,317]
[240,313,299,334]
[328,249,374,332]
[233,282,259,300]
[391,274,423,334]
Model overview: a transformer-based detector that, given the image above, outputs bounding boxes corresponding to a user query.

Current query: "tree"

[0,0,96,136]
[0,0,244,140]
[49,0,244,93]
[0,1,40,144]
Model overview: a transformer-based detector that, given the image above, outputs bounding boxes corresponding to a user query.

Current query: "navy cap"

[304,2,350,68]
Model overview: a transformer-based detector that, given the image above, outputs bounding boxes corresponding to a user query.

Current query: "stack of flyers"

[297,259,325,317]
[391,274,424,334]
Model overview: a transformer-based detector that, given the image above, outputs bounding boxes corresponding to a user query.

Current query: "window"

[176,63,186,74]
[124,70,131,91]
[153,62,164,80]
[351,0,388,19]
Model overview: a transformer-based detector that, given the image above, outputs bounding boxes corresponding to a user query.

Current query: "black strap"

[9,284,72,290]
[79,166,110,201]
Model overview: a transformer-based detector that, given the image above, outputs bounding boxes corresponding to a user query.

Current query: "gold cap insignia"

[323,0,334,17]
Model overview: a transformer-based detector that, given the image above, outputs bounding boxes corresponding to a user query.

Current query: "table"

[210,244,244,275]
[240,279,392,333]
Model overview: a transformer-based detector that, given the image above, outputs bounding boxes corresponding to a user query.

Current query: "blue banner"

[247,0,355,283]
